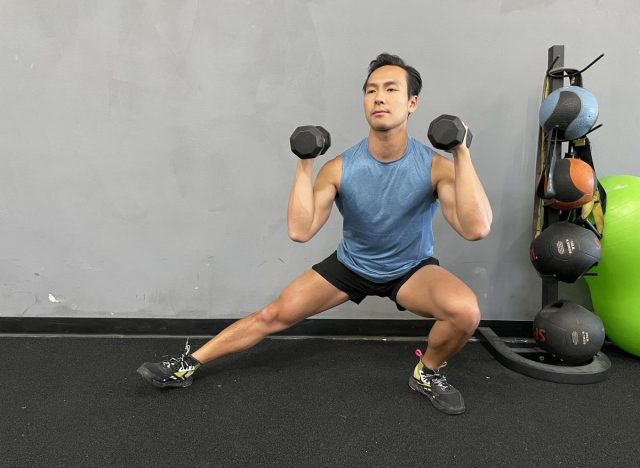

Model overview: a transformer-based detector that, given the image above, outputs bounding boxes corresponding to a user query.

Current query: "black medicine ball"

[533,300,605,365]
[530,222,601,283]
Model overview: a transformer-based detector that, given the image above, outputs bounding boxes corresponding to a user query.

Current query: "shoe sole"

[408,377,465,415]
[137,365,193,389]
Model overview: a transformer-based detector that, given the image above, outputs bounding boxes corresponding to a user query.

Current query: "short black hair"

[363,53,422,98]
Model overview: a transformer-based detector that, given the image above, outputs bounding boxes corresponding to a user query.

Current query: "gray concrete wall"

[1,0,638,320]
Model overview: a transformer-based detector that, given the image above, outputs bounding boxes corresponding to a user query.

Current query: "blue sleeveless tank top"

[335,137,439,282]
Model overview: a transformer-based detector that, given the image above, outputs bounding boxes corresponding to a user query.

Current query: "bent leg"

[395,265,481,370]
[191,269,350,364]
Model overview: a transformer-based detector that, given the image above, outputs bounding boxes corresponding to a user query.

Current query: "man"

[138,53,492,415]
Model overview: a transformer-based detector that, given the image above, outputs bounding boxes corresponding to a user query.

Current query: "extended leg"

[192,269,349,364]
[137,269,349,388]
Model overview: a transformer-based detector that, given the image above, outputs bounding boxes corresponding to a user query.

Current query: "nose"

[374,92,385,104]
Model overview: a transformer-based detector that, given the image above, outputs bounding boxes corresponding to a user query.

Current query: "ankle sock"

[419,361,442,375]
[186,355,201,369]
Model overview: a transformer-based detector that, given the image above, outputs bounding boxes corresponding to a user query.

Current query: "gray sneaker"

[137,341,201,389]
[408,361,466,415]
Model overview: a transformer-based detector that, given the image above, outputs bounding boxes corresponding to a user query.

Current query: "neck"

[368,126,409,162]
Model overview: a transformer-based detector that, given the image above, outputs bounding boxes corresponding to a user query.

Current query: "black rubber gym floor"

[2,336,638,467]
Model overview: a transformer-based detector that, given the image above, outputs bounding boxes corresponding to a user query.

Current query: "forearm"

[452,147,492,238]
[287,159,315,240]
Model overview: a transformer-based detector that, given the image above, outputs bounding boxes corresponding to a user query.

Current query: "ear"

[408,95,419,114]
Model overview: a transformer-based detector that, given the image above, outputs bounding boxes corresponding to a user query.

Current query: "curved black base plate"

[477,327,611,384]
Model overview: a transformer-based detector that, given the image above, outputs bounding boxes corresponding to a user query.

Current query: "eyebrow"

[365,80,402,89]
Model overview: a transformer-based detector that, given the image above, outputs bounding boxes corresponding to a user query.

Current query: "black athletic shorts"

[312,251,440,311]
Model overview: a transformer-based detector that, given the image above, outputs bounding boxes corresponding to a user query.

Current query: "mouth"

[372,110,389,116]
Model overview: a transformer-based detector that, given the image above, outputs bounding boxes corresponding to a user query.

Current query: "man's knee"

[446,295,481,333]
[255,300,292,333]
[256,303,279,326]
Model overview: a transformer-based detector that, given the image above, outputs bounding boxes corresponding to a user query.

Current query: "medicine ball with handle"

[530,222,601,283]
[533,300,605,365]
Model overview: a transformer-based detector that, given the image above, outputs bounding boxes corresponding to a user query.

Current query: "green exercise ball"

[585,175,640,357]
[589,295,640,357]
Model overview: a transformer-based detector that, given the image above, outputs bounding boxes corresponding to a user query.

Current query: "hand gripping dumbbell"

[289,125,332,159]
[427,114,473,152]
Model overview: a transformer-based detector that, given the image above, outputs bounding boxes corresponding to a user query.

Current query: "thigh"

[274,269,351,325]
[394,265,478,320]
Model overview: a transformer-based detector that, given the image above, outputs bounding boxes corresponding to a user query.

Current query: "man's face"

[363,65,418,132]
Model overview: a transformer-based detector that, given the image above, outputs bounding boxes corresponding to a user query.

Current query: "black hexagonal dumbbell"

[315,126,331,155]
[289,125,332,159]
[427,114,473,152]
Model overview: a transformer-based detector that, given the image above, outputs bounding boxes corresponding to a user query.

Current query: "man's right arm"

[287,156,341,243]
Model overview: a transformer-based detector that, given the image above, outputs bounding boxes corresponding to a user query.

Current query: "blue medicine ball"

[539,86,599,141]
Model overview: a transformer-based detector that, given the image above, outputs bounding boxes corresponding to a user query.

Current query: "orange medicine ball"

[545,158,596,211]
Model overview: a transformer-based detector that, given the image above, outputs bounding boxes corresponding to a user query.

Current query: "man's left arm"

[433,137,492,240]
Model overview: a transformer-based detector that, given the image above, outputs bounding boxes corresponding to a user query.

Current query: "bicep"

[308,157,341,237]
[432,155,464,236]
